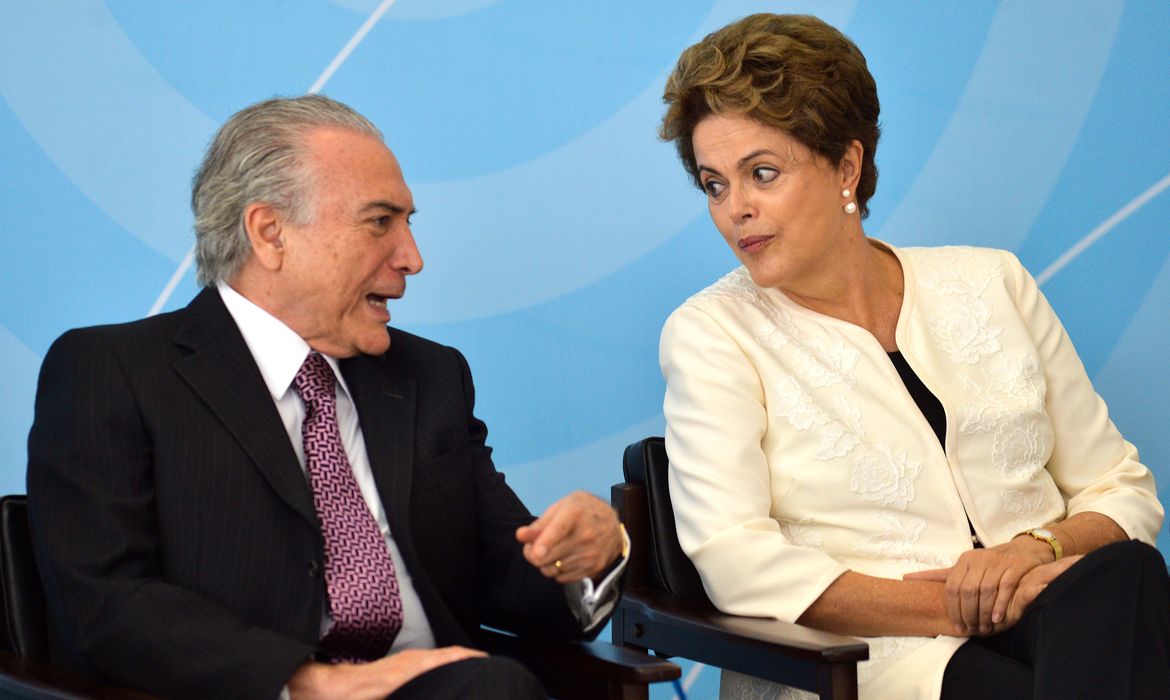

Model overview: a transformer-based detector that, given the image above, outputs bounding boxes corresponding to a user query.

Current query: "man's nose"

[393,227,424,275]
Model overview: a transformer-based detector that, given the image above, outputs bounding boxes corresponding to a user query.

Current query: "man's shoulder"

[48,307,187,357]
[344,328,471,399]
[379,327,464,371]
[385,326,448,354]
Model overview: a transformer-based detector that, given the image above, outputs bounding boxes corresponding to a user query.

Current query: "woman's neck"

[780,237,904,351]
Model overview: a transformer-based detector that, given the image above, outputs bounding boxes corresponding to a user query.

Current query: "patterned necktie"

[292,352,403,662]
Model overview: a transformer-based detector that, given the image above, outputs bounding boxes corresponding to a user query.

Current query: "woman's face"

[691,114,857,291]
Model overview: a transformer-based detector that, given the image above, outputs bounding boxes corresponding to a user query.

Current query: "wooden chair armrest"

[0,651,159,699]
[477,628,680,700]
[616,589,867,693]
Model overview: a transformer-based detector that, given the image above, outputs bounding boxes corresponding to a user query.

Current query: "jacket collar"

[171,288,318,525]
[339,352,417,545]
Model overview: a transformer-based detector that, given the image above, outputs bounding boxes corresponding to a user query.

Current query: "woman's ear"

[839,139,864,192]
[242,202,285,271]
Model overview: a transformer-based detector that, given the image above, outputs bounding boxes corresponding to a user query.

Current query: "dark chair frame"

[612,437,869,700]
[0,495,678,700]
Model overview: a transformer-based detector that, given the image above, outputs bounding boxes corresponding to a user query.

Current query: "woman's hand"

[998,555,1082,629]
[904,536,1054,635]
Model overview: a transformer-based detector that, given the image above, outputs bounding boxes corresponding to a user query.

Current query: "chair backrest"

[0,495,50,661]
[621,437,711,606]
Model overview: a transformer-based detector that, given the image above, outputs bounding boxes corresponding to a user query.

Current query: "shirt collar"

[217,282,352,402]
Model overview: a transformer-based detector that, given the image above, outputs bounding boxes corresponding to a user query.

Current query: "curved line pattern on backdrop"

[0,0,1166,551]
[2,5,1168,696]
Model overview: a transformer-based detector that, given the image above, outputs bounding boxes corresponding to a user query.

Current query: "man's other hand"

[516,491,622,583]
[287,646,486,699]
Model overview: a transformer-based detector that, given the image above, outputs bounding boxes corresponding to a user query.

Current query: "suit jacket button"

[308,560,320,578]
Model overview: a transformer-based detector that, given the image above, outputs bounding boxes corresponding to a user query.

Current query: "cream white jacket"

[660,244,1163,699]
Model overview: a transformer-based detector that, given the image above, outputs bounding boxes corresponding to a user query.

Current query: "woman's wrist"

[1047,524,1079,557]
[1011,531,1060,562]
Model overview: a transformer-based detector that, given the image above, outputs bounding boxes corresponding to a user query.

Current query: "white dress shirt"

[219,283,436,651]
[217,284,624,668]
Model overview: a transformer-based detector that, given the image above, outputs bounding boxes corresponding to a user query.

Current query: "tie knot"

[292,352,336,411]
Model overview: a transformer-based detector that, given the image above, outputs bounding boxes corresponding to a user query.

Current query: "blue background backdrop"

[3,1,1168,696]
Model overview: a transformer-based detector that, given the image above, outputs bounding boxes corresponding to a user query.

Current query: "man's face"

[275,127,422,357]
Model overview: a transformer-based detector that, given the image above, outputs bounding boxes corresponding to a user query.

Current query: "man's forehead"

[303,126,393,167]
[304,126,413,208]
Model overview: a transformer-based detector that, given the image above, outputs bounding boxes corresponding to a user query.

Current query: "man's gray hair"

[191,94,383,287]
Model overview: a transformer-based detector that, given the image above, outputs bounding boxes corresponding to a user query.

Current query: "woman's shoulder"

[686,266,757,303]
[897,243,1021,269]
[661,267,770,349]
[897,244,1030,294]
[669,266,768,319]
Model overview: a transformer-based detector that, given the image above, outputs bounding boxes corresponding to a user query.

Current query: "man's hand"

[904,536,1054,635]
[287,646,486,699]
[515,491,622,583]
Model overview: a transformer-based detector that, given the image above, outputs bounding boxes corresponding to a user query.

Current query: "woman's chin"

[743,264,784,290]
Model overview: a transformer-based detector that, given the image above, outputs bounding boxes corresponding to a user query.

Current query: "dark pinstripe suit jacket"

[26,288,580,699]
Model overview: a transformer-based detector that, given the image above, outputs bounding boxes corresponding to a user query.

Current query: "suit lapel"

[341,354,417,539]
[171,288,318,526]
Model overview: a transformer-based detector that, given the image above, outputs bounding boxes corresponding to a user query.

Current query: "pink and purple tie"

[293,352,403,663]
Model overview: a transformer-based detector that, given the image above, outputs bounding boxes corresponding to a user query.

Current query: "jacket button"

[308,560,320,578]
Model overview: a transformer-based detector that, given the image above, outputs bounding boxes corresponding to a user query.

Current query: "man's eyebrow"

[359,201,417,216]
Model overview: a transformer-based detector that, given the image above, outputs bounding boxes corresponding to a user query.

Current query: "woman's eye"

[703,180,726,198]
[753,166,779,183]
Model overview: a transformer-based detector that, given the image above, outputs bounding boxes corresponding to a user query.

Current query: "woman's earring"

[842,189,857,214]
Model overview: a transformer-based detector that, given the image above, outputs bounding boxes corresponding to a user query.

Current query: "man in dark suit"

[27,95,625,699]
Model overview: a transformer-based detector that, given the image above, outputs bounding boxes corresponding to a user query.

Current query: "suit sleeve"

[1002,251,1164,542]
[449,347,599,641]
[27,329,313,700]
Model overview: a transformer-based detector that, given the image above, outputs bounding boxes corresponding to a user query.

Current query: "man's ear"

[242,202,285,271]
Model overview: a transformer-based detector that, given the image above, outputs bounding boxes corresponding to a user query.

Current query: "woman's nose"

[727,185,756,223]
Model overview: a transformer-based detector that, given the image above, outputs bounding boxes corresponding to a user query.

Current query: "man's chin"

[356,328,392,356]
[307,328,390,358]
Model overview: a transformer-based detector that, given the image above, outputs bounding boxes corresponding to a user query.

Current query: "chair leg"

[610,680,650,700]
[816,661,858,700]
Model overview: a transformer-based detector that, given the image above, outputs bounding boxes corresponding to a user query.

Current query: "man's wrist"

[592,523,630,582]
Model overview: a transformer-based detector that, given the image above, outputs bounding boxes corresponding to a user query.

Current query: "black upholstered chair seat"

[612,437,868,700]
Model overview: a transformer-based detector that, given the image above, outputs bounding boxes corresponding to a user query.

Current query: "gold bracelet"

[1047,524,1077,557]
[1022,528,1063,560]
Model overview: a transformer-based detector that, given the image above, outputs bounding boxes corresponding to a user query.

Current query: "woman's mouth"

[738,235,773,254]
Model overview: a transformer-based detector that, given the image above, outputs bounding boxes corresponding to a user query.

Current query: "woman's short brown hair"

[660,14,881,218]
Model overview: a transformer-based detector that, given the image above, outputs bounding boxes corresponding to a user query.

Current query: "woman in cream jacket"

[658,14,1167,700]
